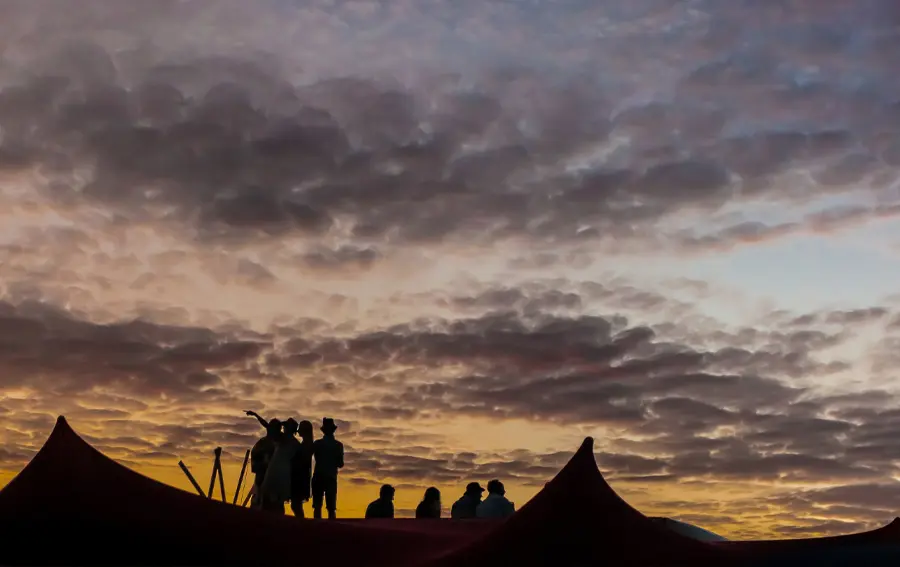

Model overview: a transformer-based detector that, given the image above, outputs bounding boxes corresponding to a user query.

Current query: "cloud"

[0,0,898,258]
[0,299,274,403]
[0,285,899,536]
[299,246,382,272]
[1,0,900,540]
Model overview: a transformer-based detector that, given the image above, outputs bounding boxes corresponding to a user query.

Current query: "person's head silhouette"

[486,479,505,496]
[298,419,314,442]
[465,482,485,498]
[321,417,338,435]
[380,484,395,501]
[283,418,299,436]
[424,486,440,502]
[266,418,282,438]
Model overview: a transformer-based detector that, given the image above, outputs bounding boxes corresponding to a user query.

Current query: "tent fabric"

[0,416,898,567]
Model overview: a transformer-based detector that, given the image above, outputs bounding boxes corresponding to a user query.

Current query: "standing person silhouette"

[311,417,344,519]
[261,418,301,514]
[245,410,282,510]
[291,420,315,518]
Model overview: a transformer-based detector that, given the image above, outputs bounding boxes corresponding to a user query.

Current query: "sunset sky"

[2,0,900,539]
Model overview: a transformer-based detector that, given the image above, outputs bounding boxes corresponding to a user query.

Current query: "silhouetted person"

[476,479,514,518]
[261,418,301,514]
[246,409,276,431]
[450,482,485,519]
[247,413,282,510]
[311,417,344,519]
[415,487,441,519]
[290,420,315,518]
[365,485,395,519]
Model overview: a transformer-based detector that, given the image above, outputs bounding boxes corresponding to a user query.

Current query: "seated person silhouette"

[415,487,441,519]
[476,479,515,519]
[365,485,395,519]
[450,482,485,519]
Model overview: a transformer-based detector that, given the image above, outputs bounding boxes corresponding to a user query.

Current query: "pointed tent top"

[423,432,723,567]
[46,415,74,445]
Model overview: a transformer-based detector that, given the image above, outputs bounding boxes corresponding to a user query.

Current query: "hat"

[465,482,485,495]
[321,417,338,433]
[265,418,282,436]
[283,418,299,432]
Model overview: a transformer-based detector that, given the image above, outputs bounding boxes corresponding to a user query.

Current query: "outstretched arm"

[244,410,269,429]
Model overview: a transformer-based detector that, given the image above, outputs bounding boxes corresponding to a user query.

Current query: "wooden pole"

[242,482,256,507]
[233,449,250,505]
[216,448,227,502]
[178,460,205,497]
[207,448,220,499]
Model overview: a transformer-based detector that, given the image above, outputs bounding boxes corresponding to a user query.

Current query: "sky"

[2,0,900,538]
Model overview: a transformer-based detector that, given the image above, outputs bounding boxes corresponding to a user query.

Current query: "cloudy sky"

[2,0,900,537]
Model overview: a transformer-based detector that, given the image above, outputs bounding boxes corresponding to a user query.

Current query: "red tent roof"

[1,416,898,566]
[423,436,725,567]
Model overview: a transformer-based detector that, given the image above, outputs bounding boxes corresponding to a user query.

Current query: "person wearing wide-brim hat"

[311,417,344,519]
[320,417,338,434]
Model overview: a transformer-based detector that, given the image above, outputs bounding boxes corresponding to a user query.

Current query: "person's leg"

[325,476,338,519]
[250,478,263,509]
[311,476,323,519]
[291,498,305,518]
[263,496,284,514]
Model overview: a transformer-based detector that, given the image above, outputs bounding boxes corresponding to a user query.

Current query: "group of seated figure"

[245,409,515,520]
[365,479,516,519]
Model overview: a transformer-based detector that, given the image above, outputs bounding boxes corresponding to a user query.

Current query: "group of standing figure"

[246,409,515,521]
[246,410,344,519]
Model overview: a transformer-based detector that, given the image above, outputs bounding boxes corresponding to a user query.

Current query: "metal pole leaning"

[207,448,220,499]
[233,449,250,505]
[178,460,205,497]
[215,448,227,502]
